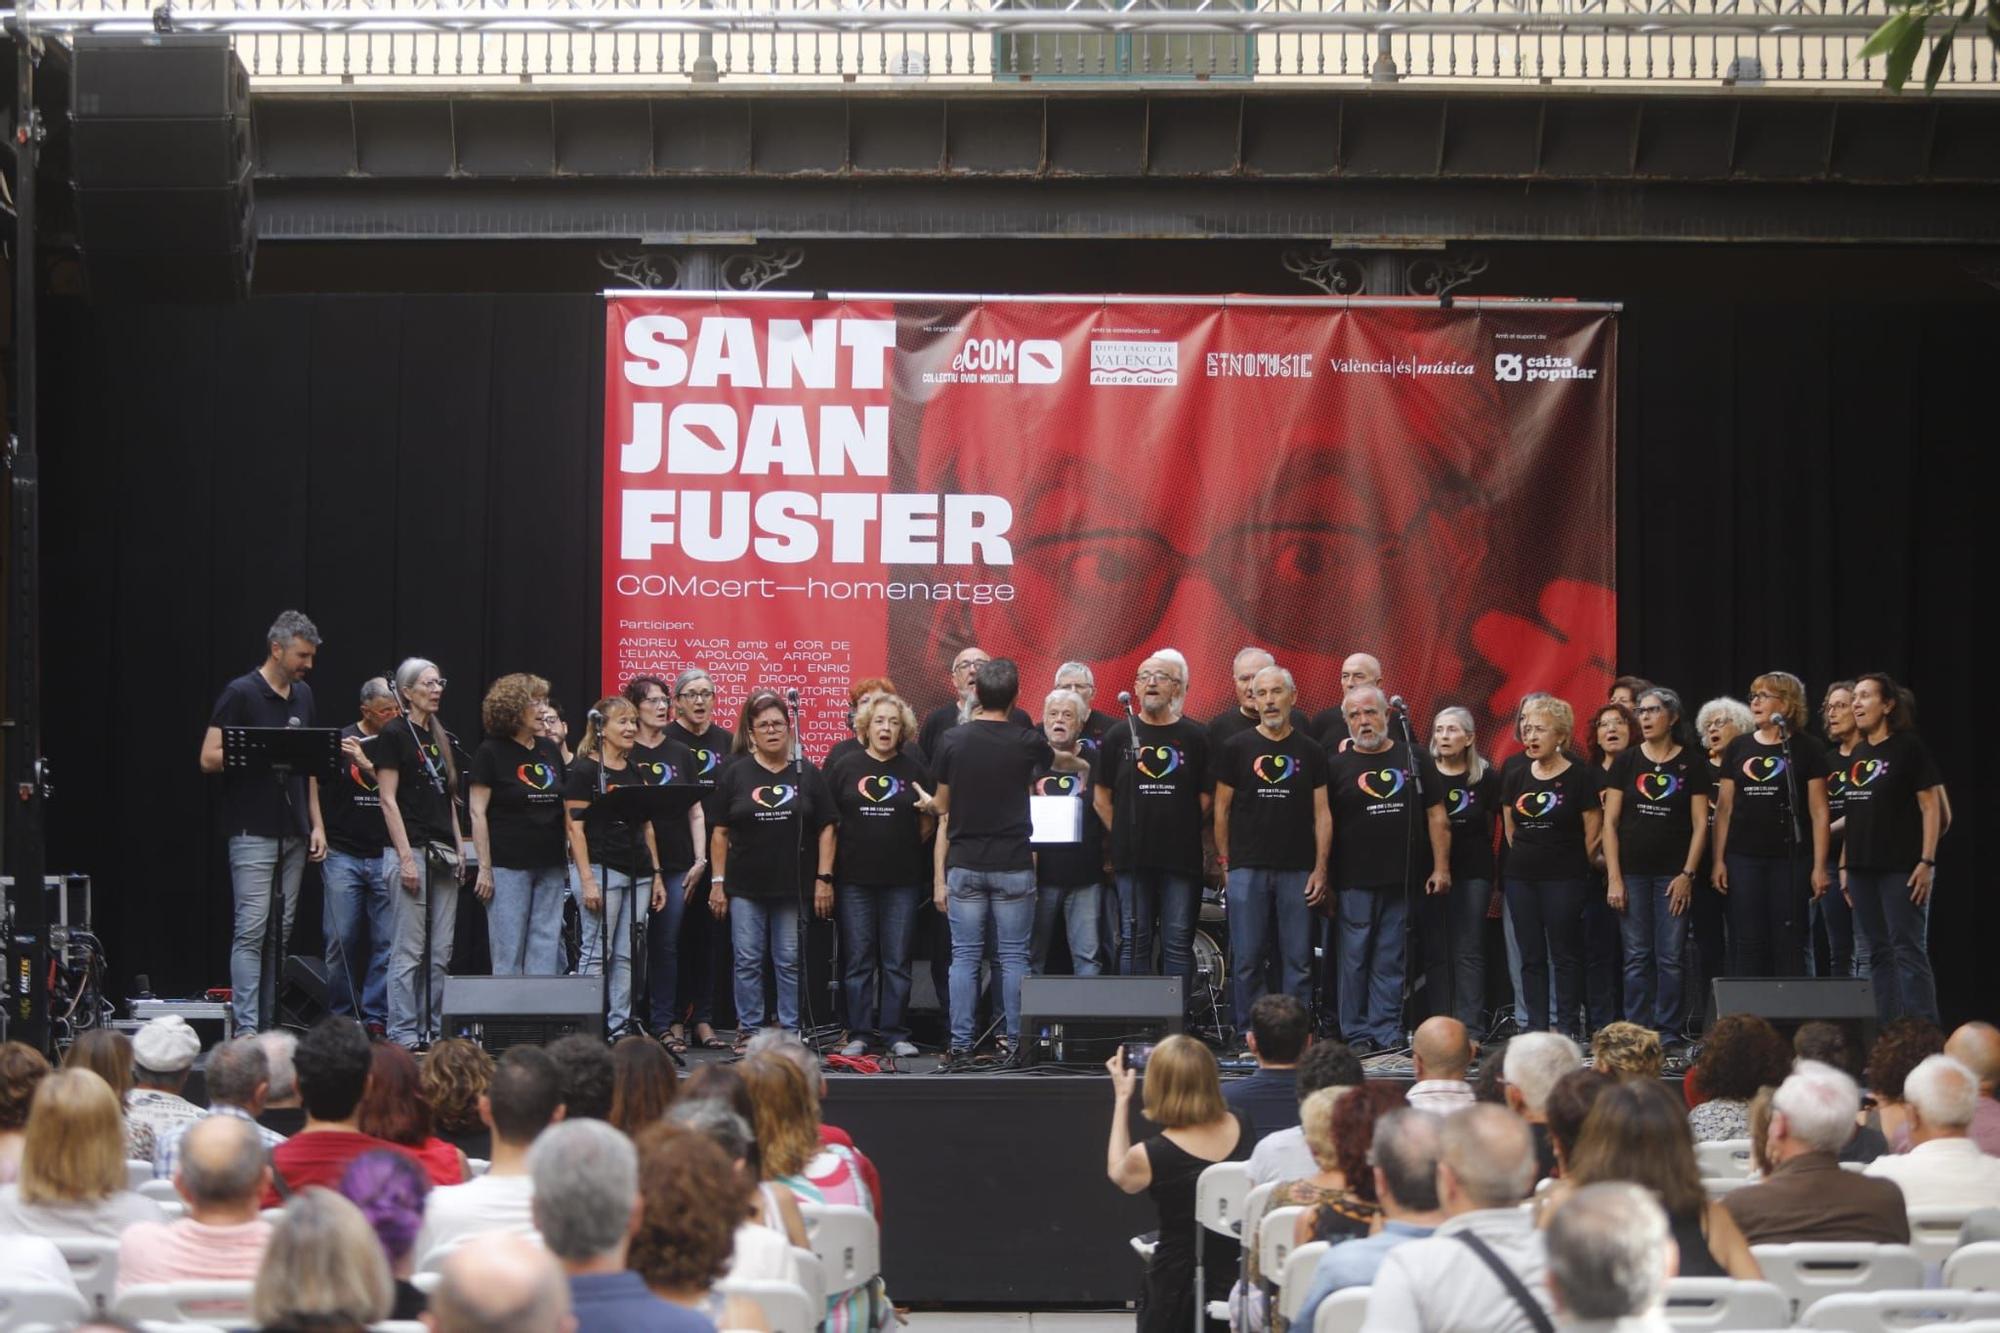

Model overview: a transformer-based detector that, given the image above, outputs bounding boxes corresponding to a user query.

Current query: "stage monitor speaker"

[69,33,255,302]
[442,976,602,1054]
[1711,976,1877,1052]
[278,954,331,1028]
[1020,976,1183,1066]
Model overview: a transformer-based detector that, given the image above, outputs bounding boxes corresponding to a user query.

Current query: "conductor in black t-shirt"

[929,659,1059,1061]
[199,610,329,1036]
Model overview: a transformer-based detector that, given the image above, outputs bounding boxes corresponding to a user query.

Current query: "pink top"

[117,1216,273,1291]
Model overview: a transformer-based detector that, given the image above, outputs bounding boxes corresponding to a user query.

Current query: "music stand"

[586,783,703,1037]
[222,726,343,1033]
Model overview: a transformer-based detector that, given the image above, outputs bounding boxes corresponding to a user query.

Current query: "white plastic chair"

[1753,1243,1926,1321]
[1800,1289,2000,1329]
[1259,1206,1308,1293]
[55,1235,120,1313]
[794,1202,879,1294]
[716,1278,817,1333]
[138,1177,180,1203]
[411,1272,441,1296]
[0,1280,91,1330]
[370,1323,430,1333]
[1310,1286,1370,1333]
[1911,1207,1982,1268]
[1661,1277,1792,1330]
[1704,1176,1753,1200]
[1695,1139,1756,1179]
[467,1158,491,1177]
[1278,1241,1331,1326]
[1949,1243,2000,1292]
[112,1280,256,1323]
[790,1247,827,1321]
[1196,1162,1254,1328]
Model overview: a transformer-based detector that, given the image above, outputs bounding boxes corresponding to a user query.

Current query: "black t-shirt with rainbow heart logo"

[1095,716,1210,875]
[323,723,390,859]
[1215,726,1330,872]
[1719,731,1829,859]
[1326,738,1444,888]
[714,756,836,900]
[826,748,935,888]
[1501,757,1605,882]
[470,735,570,869]
[1606,744,1715,877]
[632,735,702,871]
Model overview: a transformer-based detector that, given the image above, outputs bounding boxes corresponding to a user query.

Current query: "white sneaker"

[840,1039,868,1057]
[889,1040,919,1058]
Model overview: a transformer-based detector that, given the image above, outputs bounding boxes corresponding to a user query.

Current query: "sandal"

[662,1033,690,1055]
[694,1025,731,1051]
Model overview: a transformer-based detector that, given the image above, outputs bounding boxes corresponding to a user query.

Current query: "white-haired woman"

[1501,697,1603,1038]
[376,658,467,1050]
[826,692,936,1057]
[1689,696,1752,1026]
[1432,706,1500,1028]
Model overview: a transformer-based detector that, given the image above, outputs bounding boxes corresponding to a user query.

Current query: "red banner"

[603,296,1616,757]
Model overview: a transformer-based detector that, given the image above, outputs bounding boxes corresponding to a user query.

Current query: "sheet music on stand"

[220,726,344,781]
[1030,794,1084,845]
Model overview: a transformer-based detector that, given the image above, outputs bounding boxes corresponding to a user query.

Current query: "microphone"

[786,688,800,706]
[587,708,605,725]
[1388,694,1409,716]
[1117,691,1134,709]
[1770,713,1790,736]
[785,689,801,764]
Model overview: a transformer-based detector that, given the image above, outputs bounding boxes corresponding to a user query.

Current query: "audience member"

[63,1029,151,1160]
[0,1231,76,1295]
[250,1187,393,1333]
[1545,1183,1677,1333]
[678,1061,808,1247]
[338,1149,432,1320]
[125,1015,207,1156]
[666,1098,801,1286]
[1361,1105,1554,1333]
[417,1044,565,1257]
[1944,1021,2000,1156]
[1723,1061,1909,1245]
[531,1119,710,1333]
[1237,1083,1380,1313]
[155,1036,287,1179]
[1504,1032,1582,1180]
[359,1041,468,1187]
[118,1114,273,1289]
[1472,1042,1510,1105]
[1106,1035,1250,1333]
[1591,1022,1663,1082]
[1226,994,1313,1141]
[1296,1082,1407,1248]
[265,1018,403,1206]
[0,1069,164,1237]
[1545,1069,1613,1179]
[1687,1015,1790,1142]
[423,1038,497,1162]
[0,1040,52,1185]
[427,1232,573,1333]
[1792,1021,1889,1162]
[1293,1109,1445,1330]
[1247,1040,1364,1187]
[609,1035,680,1138]
[745,1029,884,1214]
[1746,1087,1776,1177]
[1552,1080,1758,1279]
[254,1031,307,1138]
[1865,1054,2000,1210]
[1407,1017,1475,1114]
[631,1124,770,1330]
[1864,1017,1945,1153]
[546,1034,615,1122]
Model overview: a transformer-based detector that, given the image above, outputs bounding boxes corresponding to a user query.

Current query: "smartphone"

[1126,1042,1156,1073]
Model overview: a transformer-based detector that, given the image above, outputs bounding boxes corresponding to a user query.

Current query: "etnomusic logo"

[945,337,1062,384]
[1090,340,1179,387]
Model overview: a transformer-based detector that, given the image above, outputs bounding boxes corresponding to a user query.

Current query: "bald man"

[1946,1022,2000,1155]
[1407,1017,1476,1113]
[119,1114,273,1289]
[428,1232,574,1333]
[1312,653,1384,748]
[1208,646,1311,748]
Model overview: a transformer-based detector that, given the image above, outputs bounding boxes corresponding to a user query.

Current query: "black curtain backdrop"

[38,293,1995,1025]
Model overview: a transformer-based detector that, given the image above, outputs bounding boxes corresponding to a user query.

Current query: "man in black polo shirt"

[319,677,398,1034]
[200,610,327,1036]
[930,658,1058,1062]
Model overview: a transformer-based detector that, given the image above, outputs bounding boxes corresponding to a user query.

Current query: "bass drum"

[1192,927,1229,1031]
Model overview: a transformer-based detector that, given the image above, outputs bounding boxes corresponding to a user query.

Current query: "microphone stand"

[1392,700,1423,1049]
[1774,714,1803,975]
[1119,693,1141,978]
[594,725,613,1038]
[787,692,826,1051]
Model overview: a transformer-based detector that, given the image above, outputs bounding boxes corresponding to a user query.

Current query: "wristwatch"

[815,872,835,884]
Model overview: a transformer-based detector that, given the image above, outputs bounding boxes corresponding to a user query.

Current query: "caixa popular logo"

[1495,352,1598,384]
[948,337,1062,384]
[1494,353,1526,382]
[1090,340,1179,387]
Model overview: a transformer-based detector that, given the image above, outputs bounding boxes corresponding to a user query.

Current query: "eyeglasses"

[752,719,789,733]
[1136,670,1183,685]
[677,688,715,701]
[641,693,669,705]
[417,678,446,690]
[1634,705,1666,716]
[1749,690,1777,702]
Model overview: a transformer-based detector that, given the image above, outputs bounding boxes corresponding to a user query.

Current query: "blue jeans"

[489,865,568,976]
[577,868,641,1035]
[1811,889,1857,977]
[1225,868,1314,1028]
[322,848,391,1027]
[729,895,801,1031]
[1619,875,1690,1034]
[946,867,1036,1049]
[385,848,459,1047]
[1724,853,1807,978]
[1584,887,1623,1031]
[645,865,692,1030]
[228,835,307,1035]
[837,884,925,1043]
[1446,877,1492,1030]
[1114,869,1198,984]
[1505,877,1591,1034]
[1846,868,1937,1023]
[1501,902,1530,1029]
[1033,883,1107,978]
[1336,883,1408,1047]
